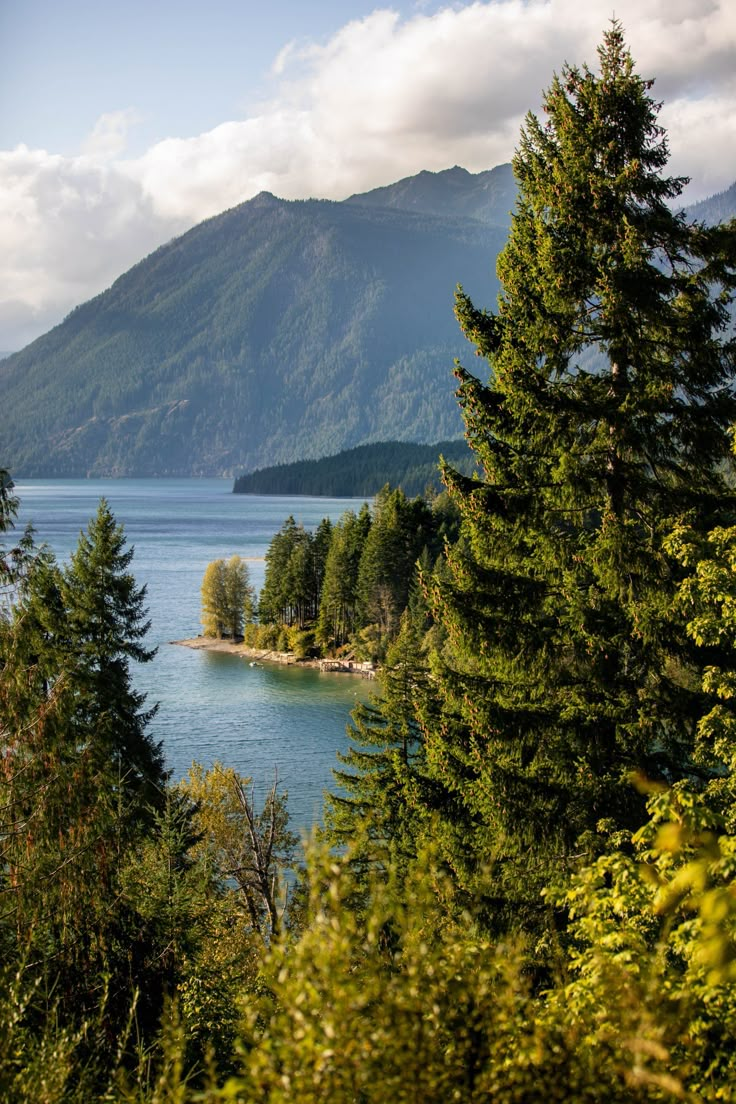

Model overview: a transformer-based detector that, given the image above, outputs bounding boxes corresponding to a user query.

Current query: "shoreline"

[171,636,376,678]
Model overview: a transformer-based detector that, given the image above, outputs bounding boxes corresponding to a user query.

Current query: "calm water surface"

[14,479,371,832]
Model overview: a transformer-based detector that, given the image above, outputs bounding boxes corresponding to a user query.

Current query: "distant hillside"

[1,163,733,479]
[0,171,508,478]
[345,163,516,227]
[686,181,736,226]
[233,438,477,498]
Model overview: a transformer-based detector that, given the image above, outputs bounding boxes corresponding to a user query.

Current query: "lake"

[12,479,372,833]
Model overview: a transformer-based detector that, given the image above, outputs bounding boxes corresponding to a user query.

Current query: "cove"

[14,478,372,833]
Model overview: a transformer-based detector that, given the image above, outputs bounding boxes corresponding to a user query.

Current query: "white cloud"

[0,144,186,349]
[81,108,143,159]
[2,0,735,351]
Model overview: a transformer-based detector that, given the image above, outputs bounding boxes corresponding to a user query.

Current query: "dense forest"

[206,482,459,663]
[3,26,736,1101]
[232,439,476,497]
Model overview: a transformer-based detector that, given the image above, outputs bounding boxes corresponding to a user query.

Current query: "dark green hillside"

[0,188,505,477]
[233,438,476,497]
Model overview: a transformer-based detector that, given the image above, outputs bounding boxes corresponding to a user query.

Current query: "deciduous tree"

[201,555,255,639]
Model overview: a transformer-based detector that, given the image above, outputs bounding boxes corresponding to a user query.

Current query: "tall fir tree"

[424,24,736,927]
[357,486,435,655]
[317,505,371,651]
[324,610,431,885]
[0,500,168,1027]
[63,500,167,816]
[0,469,33,599]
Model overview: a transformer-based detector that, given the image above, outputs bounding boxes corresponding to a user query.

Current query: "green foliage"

[4,33,736,1103]
[201,556,255,639]
[422,23,736,926]
[551,783,736,1100]
[324,611,432,885]
[0,503,168,1029]
[179,762,298,946]
[356,486,436,656]
[226,801,736,1103]
[316,504,371,651]
[0,468,34,595]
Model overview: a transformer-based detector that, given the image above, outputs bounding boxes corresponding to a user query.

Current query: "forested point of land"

[204,483,460,664]
[3,26,736,1102]
[232,438,477,497]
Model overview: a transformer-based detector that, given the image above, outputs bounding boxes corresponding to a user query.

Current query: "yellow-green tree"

[201,555,255,639]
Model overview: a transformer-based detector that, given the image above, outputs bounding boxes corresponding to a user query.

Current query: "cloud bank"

[2,0,735,351]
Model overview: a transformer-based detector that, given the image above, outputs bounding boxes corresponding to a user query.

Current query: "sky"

[1,0,735,352]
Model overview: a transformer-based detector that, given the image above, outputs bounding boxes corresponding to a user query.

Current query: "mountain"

[0,170,511,478]
[1,165,733,478]
[233,438,477,498]
[686,181,736,227]
[345,163,516,227]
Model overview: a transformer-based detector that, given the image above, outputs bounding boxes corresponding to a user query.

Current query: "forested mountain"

[345,162,516,226]
[233,438,476,497]
[0,172,509,478]
[1,159,732,480]
[687,179,736,225]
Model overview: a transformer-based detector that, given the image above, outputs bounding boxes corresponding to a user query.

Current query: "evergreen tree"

[0,469,33,599]
[0,500,167,1029]
[259,516,301,625]
[324,611,431,883]
[317,506,371,651]
[284,527,315,629]
[425,24,736,923]
[357,486,435,655]
[64,500,167,816]
[310,517,333,622]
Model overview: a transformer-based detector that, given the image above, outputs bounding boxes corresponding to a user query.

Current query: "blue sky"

[1,0,412,156]
[2,0,735,351]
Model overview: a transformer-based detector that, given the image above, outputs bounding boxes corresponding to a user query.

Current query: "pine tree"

[425,24,736,923]
[356,486,435,654]
[317,506,371,651]
[64,499,167,816]
[0,469,33,599]
[324,611,431,883]
[0,500,168,1027]
[259,516,301,625]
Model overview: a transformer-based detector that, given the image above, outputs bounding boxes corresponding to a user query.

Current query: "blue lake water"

[12,479,372,833]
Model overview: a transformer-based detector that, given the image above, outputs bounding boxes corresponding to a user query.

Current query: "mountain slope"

[345,163,516,227]
[686,181,736,226]
[1,165,733,479]
[0,186,505,477]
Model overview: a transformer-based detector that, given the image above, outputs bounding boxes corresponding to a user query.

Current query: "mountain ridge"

[1,164,733,478]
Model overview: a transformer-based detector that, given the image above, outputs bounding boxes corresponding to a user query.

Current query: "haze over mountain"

[1,163,733,478]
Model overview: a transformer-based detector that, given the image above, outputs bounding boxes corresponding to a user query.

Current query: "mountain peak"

[249,190,280,206]
[344,163,516,227]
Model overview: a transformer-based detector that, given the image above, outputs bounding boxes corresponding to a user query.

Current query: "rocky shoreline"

[171,636,376,677]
